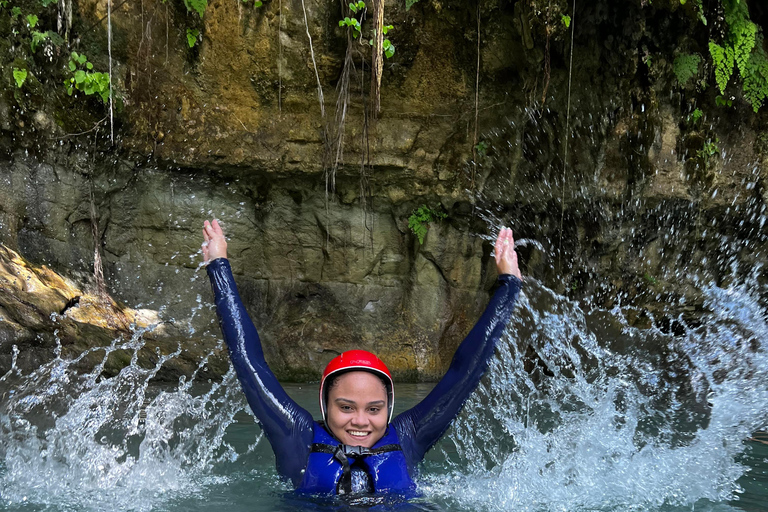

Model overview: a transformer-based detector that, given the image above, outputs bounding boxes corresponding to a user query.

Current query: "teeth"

[348,431,369,437]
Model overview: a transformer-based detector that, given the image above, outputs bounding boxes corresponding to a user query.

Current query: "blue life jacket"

[298,422,416,495]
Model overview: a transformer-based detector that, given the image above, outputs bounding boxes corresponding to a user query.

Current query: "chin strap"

[310,442,402,494]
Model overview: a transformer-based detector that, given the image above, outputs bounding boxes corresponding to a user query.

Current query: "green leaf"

[254,0,261,6]
[26,14,38,27]
[13,68,27,88]
[40,0,58,6]
[349,2,357,13]
[561,14,570,28]
[11,6,21,17]
[183,0,207,18]
[47,31,64,47]
[68,60,76,71]
[186,28,199,48]
[78,54,87,64]
[74,70,86,84]
[385,44,395,58]
[86,62,93,70]
[405,0,419,10]
[30,30,47,52]
[382,24,393,35]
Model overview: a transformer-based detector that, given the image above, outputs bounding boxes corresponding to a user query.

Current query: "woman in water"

[202,219,522,496]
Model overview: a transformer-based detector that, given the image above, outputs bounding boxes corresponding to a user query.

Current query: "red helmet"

[319,350,395,424]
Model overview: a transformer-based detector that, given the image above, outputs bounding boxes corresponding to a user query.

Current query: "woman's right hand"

[202,219,228,263]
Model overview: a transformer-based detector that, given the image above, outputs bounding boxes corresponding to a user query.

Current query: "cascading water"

[1,253,767,511]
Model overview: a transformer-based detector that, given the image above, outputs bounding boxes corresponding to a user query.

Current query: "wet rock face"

[1,0,768,380]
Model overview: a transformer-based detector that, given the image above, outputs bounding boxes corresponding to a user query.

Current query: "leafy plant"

[183,0,207,18]
[339,16,362,38]
[561,14,571,28]
[715,95,733,107]
[186,28,199,48]
[349,1,364,13]
[65,52,111,103]
[696,138,720,165]
[707,0,768,111]
[688,108,703,124]
[405,0,419,10]
[408,205,447,245]
[383,38,395,58]
[643,273,658,286]
[369,25,395,58]
[475,140,488,157]
[13,68,28,88]
[26,14,38,28]
[10,6,21,17]
[673,53,700,86]
[30,30,62,53]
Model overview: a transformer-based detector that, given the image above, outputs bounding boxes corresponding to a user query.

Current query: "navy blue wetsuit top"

[207,258,522,487]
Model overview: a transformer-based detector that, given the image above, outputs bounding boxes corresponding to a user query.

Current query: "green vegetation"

[13,68,28,88]
[673,53,701,86]
[65,52,111,103]
[339,16,362,39]
[186,28,200,48]
[696,138,720,168]
[405,0,419,10]
[643,273,658,286]
[183,0,207,18]
[707,0,768,111]
[688,108,703,124]
[408,205,447,245]
[715,95,733,107]
[561,15,571,28]
[339,2,396,59]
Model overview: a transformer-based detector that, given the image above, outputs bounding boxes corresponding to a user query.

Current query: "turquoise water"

[2,278,768,511]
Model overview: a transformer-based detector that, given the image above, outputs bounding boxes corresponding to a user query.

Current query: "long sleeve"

[207,258,315,486]
[391,274,522,468]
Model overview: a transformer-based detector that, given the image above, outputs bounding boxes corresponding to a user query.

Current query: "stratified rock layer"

[1,0,767,380]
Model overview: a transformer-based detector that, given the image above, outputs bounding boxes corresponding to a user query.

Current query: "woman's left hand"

[494,227,522,279]
[202,219,228,263]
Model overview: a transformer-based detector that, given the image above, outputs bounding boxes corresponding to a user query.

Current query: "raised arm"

[391,227,522,466]
[204,220,314,486]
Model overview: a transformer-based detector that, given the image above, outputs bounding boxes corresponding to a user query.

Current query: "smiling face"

[325,371,388,448]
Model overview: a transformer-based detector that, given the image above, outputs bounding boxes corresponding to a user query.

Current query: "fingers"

[211,219,224,236]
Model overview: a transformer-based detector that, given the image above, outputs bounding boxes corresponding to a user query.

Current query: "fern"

[673,53,701,86]
[742,35,768,112]
[408,205,447,244]
[725,0,756,76]
[710,42,735,94]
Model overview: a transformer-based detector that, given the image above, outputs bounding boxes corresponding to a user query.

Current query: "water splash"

[0,325,264,512]
[422,277,768,511]
[1,274,766,511]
